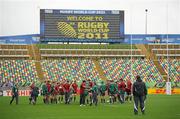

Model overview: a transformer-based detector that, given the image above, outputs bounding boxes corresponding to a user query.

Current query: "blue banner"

[0,34,40,44]
[124,34,180,44]
[0,34,180,44]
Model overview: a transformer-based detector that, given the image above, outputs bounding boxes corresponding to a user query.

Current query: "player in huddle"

[52,82,59,104]
[41,81,48,104]
[71,80,78,102]
[99,81,107,104]
[29,82,39,105]
[118,79,126,104]
[80,80,86,106]
[125,79,132,102]
[58,81,65,103]
[108,80,117,104]
[90,82,99,106]
[63,80,71,104]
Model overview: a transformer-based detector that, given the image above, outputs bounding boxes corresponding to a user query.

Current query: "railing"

[152,49,180,55]
[147,44,180,49]
[147,44,180,57]
[0,44,30,58]
[37,44,137,49]
[40,49,144,58]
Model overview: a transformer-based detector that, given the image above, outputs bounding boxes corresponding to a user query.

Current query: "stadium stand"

[0,44,179,89]
[159,59,180,83]
[38,44,145,58]
[147,44,180,57]
[100,58,163,88]
[0,44,30,59]
[0,60,39,88]
[41,59,101,82]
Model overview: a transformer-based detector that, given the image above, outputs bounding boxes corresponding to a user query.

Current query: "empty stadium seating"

[0,58,179,88]
[100,58,163,88]
[159,59,179,82]
[0,44,179,89]
[41,59,101,82]
[0,60,39,87]
[38,44,144,58]
[0,44,30,58]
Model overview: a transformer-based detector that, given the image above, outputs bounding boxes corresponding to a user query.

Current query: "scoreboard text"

[40,9,124,41]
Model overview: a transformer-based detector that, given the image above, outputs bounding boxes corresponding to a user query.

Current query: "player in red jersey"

[50,81,55,104]
[118,78,126,104]
[125,79,132,102]
[89,79,93,88]
[30,81,35,89]
[29,81,35,104]
[80,80,86,106]
[53,82,60,104]
[63,80,71,104]
[87,79,93,104]
[58,81,64,103]
[71,80,78,102]
[46,80,52,104]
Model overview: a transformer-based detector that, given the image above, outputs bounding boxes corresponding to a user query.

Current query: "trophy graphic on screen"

[57,22,77,38]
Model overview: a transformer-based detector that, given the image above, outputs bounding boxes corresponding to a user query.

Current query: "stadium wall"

[0,0,180,36]
[1,88,180,96]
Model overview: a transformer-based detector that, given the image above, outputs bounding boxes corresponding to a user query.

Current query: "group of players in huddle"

[29,79,132,106]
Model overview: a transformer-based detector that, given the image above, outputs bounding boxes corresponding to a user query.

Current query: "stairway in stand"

[28,45,44,81]
[93,58,107,81]
[136,44,167,81]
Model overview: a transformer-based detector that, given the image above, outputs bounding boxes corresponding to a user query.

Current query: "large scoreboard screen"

[40,9,124,42]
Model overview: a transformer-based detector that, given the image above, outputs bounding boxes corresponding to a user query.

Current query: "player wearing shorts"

[109,80,116,104]
[50,81,56,104]
[58,81,64,103]
[71,80,78,102]
[114,80,119,102]
[46,80,52,104]
[118,79,126,104]
[99,81,107,104]
[86,79,93,104]
[68,86,74,103]
[29,81,35,104]
[30,85,39,105]
[41,81,48,104]
[125,79,132,102]
[80,80,86,106]
[53,82,59,104]
[63,80,71,104]
[90,82,98,106]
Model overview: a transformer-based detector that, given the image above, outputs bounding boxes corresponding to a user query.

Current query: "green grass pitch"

[0,95,180,119]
